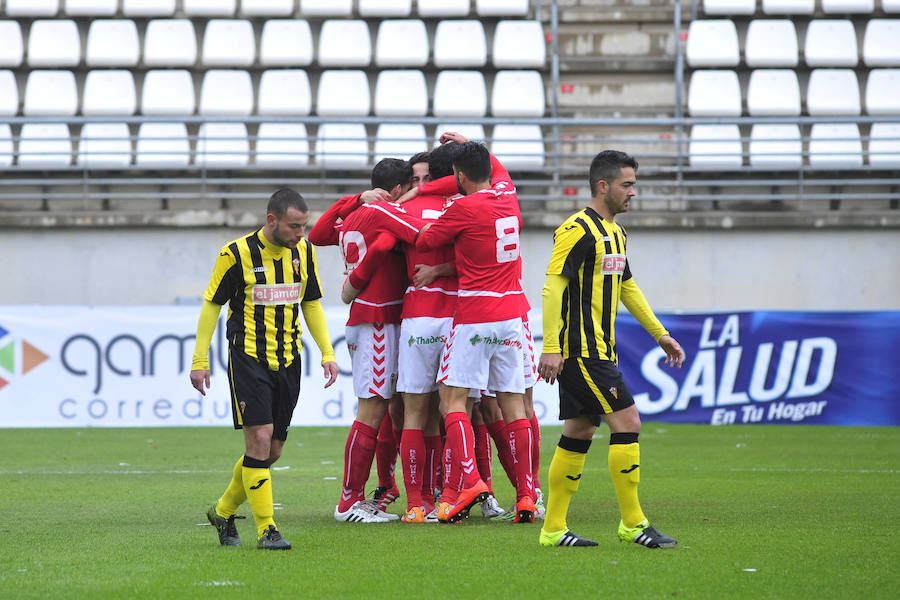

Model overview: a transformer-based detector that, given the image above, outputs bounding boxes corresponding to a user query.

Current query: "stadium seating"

[316,70,370,116]
[141,70,195,115]
[749,124,802,169]
[6,0,60,17]
[18,123,72,167]
[374,70,428,116]
[703,0,756,15]
[196,123,249,168]
[491,124,544,169]
[477,0,530,17]
[807,69,861,116]
[199,70,254,116]
[804,20,858,67]
[255,123,311,167]
[300,0,352,18]
[417,0,470,17]
[202,20,256,67]
[27,20,80,67]
[239,0,294,17]
[433,123,486,144]
[433,20,487,67]
[432,71,487,117]
[184,0,236,16]
[0,125,12,167]
[135,123,190,167]
[318,20,371,67]
[746,69,801,115]
[258,70,312,116]
[761,0,814,14]
[686,19,740,67]
[123,0,176,17]
[688,125,743,168]
[688,70,741,117]
[24,70,77,116]
[884,0,900,11]
[373,123,427,162]
[77,123,132,168]
[315,123,369,168]
[143,19,198,67]
[808,123,863,169]
[865,69,900,115]
[863,20,900,67]
[492,20,546,68]
[744,20,798,67]
[65,0,117,15]
[375,20,429,67]
[868,123,900,168]
[86,20,140,67]
[491,70,545,117]
[358,0,412,17]
[82,70,137,115]
[0,71,17,116]
[822,0,874,13]
[259,20,314,66]
[0,21,23,67]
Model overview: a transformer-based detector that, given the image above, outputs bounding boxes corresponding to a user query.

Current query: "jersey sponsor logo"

[408,334,446,347]
[468,334,522,349]
[252,266,268,273]
[251,283,302,305]
[601,253,626,276]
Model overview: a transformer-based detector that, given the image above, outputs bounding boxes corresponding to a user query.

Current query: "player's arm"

[414,202,464,251]
[299,242,339,386]
[307,194,363,247]
[620,271,685,368]
[417,175,458,198]
[413,261,455,288]
[190,248,240,394]
[341,232,399,303]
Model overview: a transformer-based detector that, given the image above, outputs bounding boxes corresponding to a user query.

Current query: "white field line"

[0,468,227,475]
[720,467,896,474]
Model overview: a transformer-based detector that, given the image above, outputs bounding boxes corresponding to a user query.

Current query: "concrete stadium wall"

[2,226,898,311]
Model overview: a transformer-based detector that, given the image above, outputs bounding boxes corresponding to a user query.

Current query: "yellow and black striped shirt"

[545,207,667,363]
[204,229,323,370]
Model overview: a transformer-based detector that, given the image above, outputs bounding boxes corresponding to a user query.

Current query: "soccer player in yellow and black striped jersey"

[190,188,339,550]
[537,150,685,549]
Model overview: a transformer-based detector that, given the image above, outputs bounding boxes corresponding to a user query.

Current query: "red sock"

[440,439,458,503]
[424,434,442,507]
[486,419,516,489]
[445,411,480,490]
[529,413,541,491]
[339,420,377,512]
[506,418,535,502]
[474,423,493,494]
[400,429,425,509]
[375,413,396,489]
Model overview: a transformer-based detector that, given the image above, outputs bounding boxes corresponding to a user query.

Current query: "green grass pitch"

[0,424,897,599]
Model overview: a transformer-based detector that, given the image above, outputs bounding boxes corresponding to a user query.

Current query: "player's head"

[451,141,492,194]
[589,150,638,215]
[371,157,414,200]
[265,188,310,248]
[409,151,431,187]
[428,142,461,180]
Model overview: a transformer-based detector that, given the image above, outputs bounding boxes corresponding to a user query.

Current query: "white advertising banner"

[0,306,561,428]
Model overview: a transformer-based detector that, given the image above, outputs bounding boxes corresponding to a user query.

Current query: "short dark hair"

[371,157,413,191]
[451,141,491,183]
[408,151,430,166]
[267,188,307,218]
[428,142,461,180]
[589,150,638,196]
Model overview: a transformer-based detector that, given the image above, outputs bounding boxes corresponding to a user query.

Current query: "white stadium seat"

[0,71,18,116]
[300,0,352,17]
[866,69,900,115]
[863,20,900,67]
[374,70,427,116]
[745,20,798,67]
[316,70,370,116]
[359,0,412,17]
[318,20,371,67]
[702,0,755,15]
[686,19,739,67]
[123,0,176,16]
[805,20,858,67]
[762,0,814,13]
[747,69,801,116]
[24,70,77,116]
[807,69,861,116]
[885,0,900,12]
[240,0,293,16]
[433,124,486,144]
[477,0,529,17]
[18,124,71,167]
[417,0,469,16]
[199,70,254,115]
[373,123,427,162]
[868,123,900,168]
[434,20,486,68]
[375,20,429,67]
[260,20,313,66]
[135,122,190,166]
[822,0,874,12]
[83,70,137,115]
[86,20,140,67]
[6,0,59,17]
[493,20,546,68]
[184,0,236,16]
[749,124,802,169]
[196,123,249,168]
[0,22,24,68]
[433,71,487,117]
[689,125,742,169]
[491,70,545,117]
[315,123,369,168]
[77,123,132,168]
[65,0,116,15]
[809,124,863,169]
[144,20,198,67]
[141,70,195,115]
[0,125,12,168]
[255,123,310,167]
[202,20,255,67]
[258,70,312,115]
[688,70,741,117]
[491,124,544,169]
[27,20,80,67]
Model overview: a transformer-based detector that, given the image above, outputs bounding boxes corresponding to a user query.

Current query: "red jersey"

[415,155,529,324]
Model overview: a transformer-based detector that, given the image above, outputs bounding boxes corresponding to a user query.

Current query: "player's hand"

[340,278,361,304]
[413,264,438,288]
[396,186,419,204]
[658,335,685,368]
[190,369,211,396]
[359,188,391,204]
[322,361,339,388]
[439,132,469,145]
[537,353,564,385]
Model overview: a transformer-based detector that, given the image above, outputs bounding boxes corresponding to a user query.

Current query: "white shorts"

[438,318,526,394]
[522,317,538,389]
[346,322,400,400]
[397,316,452,394]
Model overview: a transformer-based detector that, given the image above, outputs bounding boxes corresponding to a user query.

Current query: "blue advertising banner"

[610,311,900,426]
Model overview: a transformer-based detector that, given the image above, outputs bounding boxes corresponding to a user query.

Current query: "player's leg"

[374,408,400,508]
[480,393,517,490]
[497,390,536,522]
[523,387,544,517]
[399,391,430,522]
[439,385,487,522]
[422,392,443,520]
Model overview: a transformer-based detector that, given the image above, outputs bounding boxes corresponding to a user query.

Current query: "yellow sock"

[242,456,276,538]
[544,438,590,534]
[608,437,646,528]
[215,456,247,517]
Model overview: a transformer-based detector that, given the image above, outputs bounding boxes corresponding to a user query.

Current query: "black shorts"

[557,357,635,426]
[227,348,302,441]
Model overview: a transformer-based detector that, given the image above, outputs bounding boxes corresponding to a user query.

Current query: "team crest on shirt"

[292,257,300,276]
